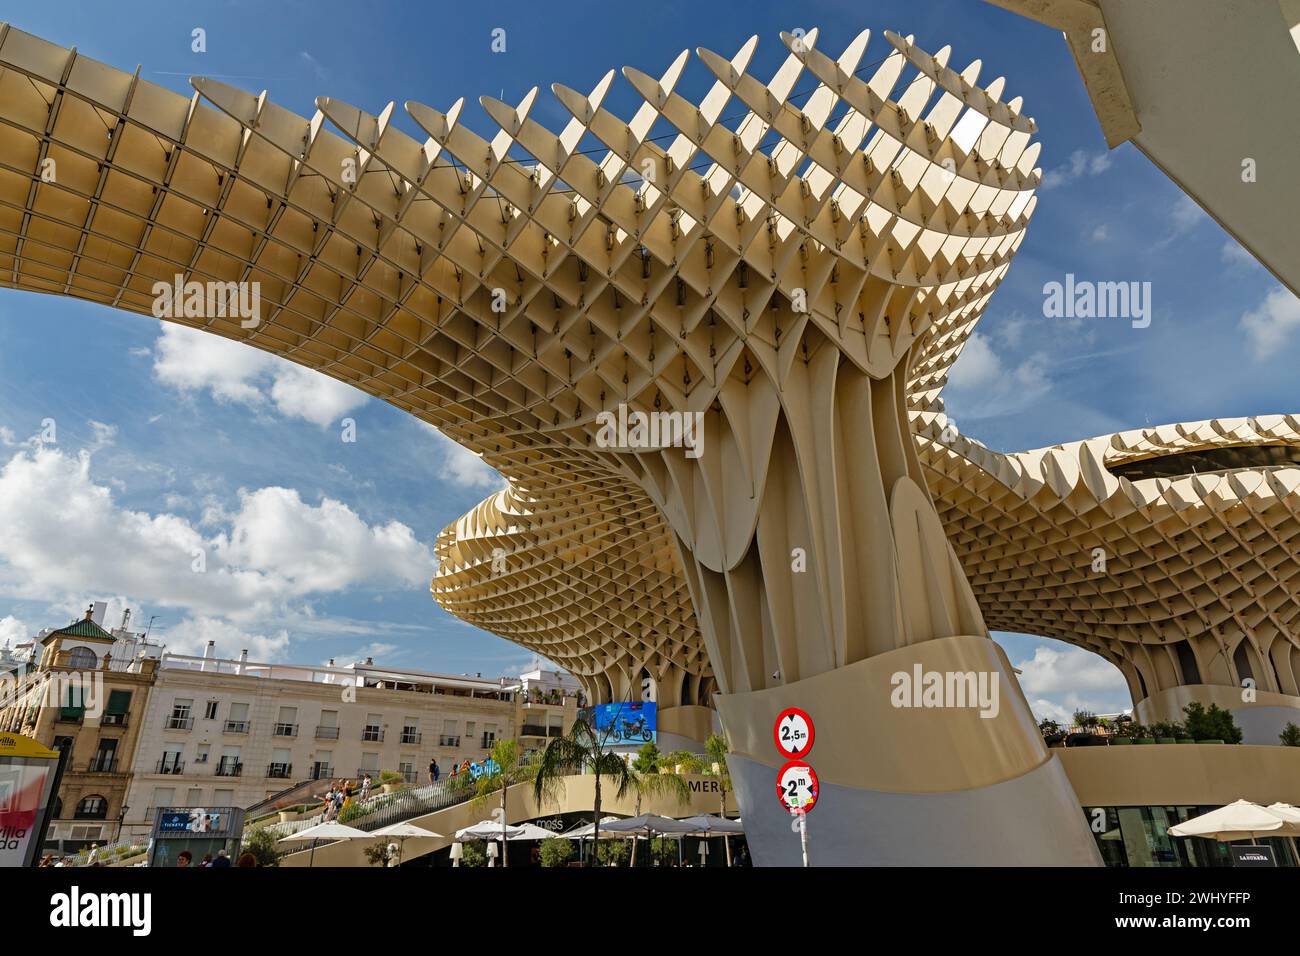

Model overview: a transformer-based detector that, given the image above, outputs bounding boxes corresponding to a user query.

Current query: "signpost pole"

[798,808,809,867]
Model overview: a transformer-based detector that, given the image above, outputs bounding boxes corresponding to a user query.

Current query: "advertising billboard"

[0,732,65,867]
[588,701,657,745]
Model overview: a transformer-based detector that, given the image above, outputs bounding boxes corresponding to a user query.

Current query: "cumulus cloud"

[0,614,29,646]
[151,325,366,427]
[1014,643,1131,724]
[164,616,291,662]
[1240,287,1300,360]
[1040,149,1112,190]
[0,445,436,625]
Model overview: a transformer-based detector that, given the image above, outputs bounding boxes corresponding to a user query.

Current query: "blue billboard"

[589,701,656,745]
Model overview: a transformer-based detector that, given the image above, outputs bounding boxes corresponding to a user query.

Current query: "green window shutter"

[60,686,84,720]
[105,690,131,715]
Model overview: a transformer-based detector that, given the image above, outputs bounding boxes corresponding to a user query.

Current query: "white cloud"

[163,616,291,662]
[151,325,366,427]
[423,424,505,491]
[1013,643,1131,724]
[1240,287,1300,360]
[944,333,1051,420]
[0,445,435,625]
[1040,149,1112,190]
[0,614,28,646]
[1220,240,1258,269]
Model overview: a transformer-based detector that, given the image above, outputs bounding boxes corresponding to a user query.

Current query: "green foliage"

[538,837,574,867]
[1182,702,1243,744]
[459,841,487,867]
[1150,720,1187,740]
[1280,722,1300,747]
[597,839,630,866]
[533,718,632,865]
[363,841,390,866]
[1038,719,1061,736]
[632,742,661,774]
[1072,710,1098,728]
[649,836,677,866]
[243,827,282,867]
[658,749,705,773]
[378,770,403,785]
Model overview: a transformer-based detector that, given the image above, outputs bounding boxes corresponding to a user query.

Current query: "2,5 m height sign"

[773,707,815,760]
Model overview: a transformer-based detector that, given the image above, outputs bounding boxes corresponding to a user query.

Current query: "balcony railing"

[86,757,118,773]
[400,731,421,745]
[439,735,460,747]
[310,765,333,781]
[315,726,340,740]
[165,715,193,731]
[273,722,298,737]
[361,727,384,742]
[101,713,128,727]
[481,735,496,749]
[266,763,293,779]
[223,720,250,734]
[156,759,185,775]
[215,761,243,777]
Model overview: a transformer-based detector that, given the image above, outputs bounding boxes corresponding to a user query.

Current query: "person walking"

[211,849,232,868]
[360,773,372,802]
[428,758,440,785]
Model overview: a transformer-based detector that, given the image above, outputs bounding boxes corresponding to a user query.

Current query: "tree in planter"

[597,839,631,867]
[1150,720,1187,741]
[363,841,391,867]
[533,716,631,866]
[626,744,690,867]
[1279,722,1300,747]
[649,836,677,867]
[242,827,282,867]
[538,837,574,867]
[1038,719,1061,738]
[1182,701,1243,743]
[468,738,531,867]
[460,840,487,867]
[1073,710,1098,730]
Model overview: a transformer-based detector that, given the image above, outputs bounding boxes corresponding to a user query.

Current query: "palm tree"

[533,715,631,866]
[627,743,690,867]
[704,733,734,866]
[468,738,530,867]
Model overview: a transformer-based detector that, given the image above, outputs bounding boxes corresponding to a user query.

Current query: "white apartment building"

[121,645,521,838]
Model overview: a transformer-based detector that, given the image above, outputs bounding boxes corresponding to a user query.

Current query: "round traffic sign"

[773,707,815,759]
[776,760,819,814]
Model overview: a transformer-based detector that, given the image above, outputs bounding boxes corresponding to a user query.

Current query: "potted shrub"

[1280,722,1300,747]
[539,837,573,868]
[1038,719,1064,747]
[379,770,404,793]
[1183,701,1243,744]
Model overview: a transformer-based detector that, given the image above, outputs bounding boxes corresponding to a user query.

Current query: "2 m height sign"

[773,707,815,760]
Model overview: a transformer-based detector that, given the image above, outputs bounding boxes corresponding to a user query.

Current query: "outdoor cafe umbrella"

[454,819,527,867]
[677,814,744,834]
[371,821,442,866]
[278,821,370,867]
[562,816,622,839]
[677,814,744,867]
[1167,799,1288,842]
[1265,803,1300,861]
[599,813,697,837]
[507,822,558,841]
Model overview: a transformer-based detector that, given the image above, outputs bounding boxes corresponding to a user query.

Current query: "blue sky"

[0,1,1295,721]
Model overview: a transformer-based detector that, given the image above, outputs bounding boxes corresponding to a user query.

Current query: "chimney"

[328,658,335,667]
[84,604,94,621]
[365,657,373,666]
[236,649,248,676]
[200,640,215,672]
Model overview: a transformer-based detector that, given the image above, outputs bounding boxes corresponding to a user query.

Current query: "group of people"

[174,848,258,867]
[318,777,359,821]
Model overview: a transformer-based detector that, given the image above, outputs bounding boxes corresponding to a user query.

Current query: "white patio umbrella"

[600,813,697,837]
[455,820,527,840]
[1266,804,1300,862]
[678,814,744,867]
[507,823,559,841]
[371,821,442,866]
[677,814,744,834]
[278,821,370,867]
[562,816,621,839]
[1167,799,1288,841]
